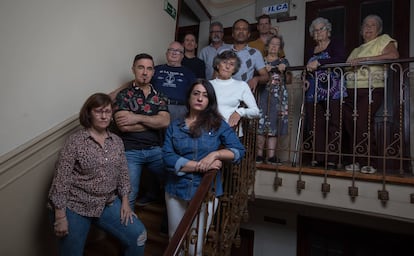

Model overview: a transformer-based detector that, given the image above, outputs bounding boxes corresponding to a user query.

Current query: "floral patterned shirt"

[114,82,169,150]
[48,128,130,217]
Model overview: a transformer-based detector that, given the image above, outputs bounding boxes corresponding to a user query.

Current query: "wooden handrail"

[286,57,414,71]
[163,170,217,256]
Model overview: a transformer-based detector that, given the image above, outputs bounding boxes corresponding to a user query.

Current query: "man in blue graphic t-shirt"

[151,41,196,121]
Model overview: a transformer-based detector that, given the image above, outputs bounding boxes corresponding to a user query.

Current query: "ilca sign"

[262,2,289,16]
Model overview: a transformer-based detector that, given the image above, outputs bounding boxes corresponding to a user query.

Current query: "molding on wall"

[0,115,79,190]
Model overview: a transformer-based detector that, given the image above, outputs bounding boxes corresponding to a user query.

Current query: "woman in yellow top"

[343,14,399,174]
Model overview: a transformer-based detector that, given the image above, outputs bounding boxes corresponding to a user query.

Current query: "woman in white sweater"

[210,50,259,129]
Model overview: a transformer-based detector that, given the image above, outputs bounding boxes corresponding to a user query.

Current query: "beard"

[211,36,221,43]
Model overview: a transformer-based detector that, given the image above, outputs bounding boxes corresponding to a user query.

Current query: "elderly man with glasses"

[151,41,196,121]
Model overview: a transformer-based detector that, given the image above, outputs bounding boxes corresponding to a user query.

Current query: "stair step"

[83,201,169,256]
[136,201,169,255]
[136,201,166,213]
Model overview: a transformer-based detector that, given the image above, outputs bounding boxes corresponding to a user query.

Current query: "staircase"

[84,201,169,256]
[138,202,169,256]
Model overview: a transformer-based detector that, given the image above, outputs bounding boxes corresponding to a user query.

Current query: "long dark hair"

[185,79,223,137]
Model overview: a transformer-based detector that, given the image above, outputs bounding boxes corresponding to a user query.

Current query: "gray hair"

[210,21,224,32]
[309,17,332,36]
[213,50,241,75]
[362,14,383,34]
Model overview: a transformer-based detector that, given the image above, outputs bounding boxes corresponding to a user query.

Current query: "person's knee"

[137,230,147,247]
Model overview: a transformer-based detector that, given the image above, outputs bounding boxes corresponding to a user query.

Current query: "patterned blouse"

[305,38,347,102]
[48,128,130,217]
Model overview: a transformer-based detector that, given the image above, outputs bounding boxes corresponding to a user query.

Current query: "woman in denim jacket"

[162,79,245,253]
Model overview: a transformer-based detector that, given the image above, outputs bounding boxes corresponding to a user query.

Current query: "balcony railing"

[257,58,413,175]
[163,58,414,255]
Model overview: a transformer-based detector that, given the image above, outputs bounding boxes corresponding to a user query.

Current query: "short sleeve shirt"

[231,45,266,82]
[114,82,168,150]
[151,64,196,103]
[198,43,232,80]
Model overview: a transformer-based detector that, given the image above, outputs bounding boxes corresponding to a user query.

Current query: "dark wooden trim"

[304,0,410,63]
[256,163,414,186]
[277,16,297,23]
[297,216,414,256]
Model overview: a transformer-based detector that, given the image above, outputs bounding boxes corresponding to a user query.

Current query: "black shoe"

[256,156,264,163]
[267,157,282,165]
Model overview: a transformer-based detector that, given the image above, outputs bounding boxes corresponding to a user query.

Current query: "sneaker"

[361,165,377,174]
[267,157,282,165]
[345,162,360,171]
[311,160,322,167]
[256,156,264,163]
[327,162,337,170]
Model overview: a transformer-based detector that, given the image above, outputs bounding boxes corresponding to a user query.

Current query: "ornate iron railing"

[163,58,414,255]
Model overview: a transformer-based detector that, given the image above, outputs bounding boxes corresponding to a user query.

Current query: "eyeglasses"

[92,109,112,116]
[167,48,184,54]
[210,30,223,33]
[313,26,327,33]
[222,60,237,66]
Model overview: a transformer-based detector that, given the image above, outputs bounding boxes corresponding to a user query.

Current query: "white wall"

[0,0,178,157]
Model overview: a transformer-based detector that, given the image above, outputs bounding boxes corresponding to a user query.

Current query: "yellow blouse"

[346,34,397,88]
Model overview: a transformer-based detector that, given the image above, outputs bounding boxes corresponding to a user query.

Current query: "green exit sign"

[164,1,177,19]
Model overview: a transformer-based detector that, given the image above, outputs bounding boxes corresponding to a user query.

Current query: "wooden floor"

[84,202,169,256]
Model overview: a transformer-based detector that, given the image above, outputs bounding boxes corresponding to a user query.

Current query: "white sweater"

[210,78,259,122]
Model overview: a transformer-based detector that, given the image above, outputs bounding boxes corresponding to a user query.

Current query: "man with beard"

[248,14,284,57]
[198,21,231,80]
[113,53,170,210]
[231,19,269,91]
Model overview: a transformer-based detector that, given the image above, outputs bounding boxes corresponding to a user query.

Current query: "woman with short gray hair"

[304,17,347,169]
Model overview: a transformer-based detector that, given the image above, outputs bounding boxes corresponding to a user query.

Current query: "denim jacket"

[163,119,245,201]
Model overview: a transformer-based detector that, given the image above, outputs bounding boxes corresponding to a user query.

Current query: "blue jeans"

[54,198,146,256]
[125,146,164,209]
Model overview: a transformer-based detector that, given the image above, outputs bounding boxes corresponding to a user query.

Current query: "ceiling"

[183,0,255,21]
